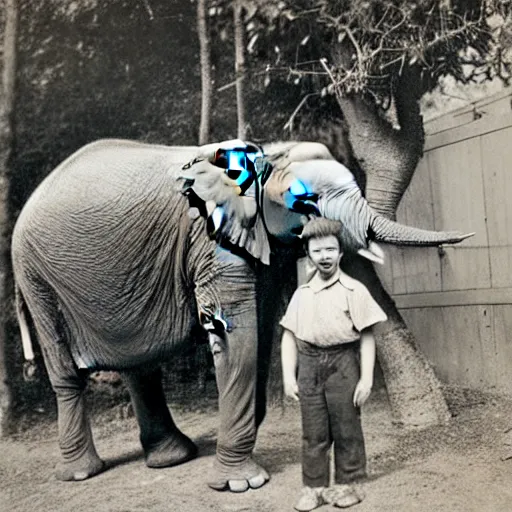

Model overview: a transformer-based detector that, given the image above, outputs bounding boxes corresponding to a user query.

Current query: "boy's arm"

[281,329,299,401]
[353,327,376,407]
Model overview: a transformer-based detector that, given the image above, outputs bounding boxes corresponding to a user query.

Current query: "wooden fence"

[377,87,512,395]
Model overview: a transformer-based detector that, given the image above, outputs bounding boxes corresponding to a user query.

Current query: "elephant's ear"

[178,157,271,265]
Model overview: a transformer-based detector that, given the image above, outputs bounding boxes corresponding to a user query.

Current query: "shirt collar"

[306,269,355,293]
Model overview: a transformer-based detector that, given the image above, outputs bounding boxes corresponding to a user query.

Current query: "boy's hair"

[301,218,344,252]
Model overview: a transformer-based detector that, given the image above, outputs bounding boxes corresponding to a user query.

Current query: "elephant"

[11,138,472,491]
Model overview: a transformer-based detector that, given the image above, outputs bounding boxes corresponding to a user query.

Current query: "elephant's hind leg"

[23,278,104,481]
[53,369,105,481]
[122,366,198,468]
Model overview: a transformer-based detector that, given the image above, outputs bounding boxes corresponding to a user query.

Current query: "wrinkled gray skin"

[11,139,471,492]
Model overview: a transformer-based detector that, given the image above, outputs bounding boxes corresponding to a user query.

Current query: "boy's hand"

[284,378,299,401]
[353,378,372,407]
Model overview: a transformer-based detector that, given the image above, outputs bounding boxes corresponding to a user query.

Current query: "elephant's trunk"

[370,215,474,246]
[319,185,473,251]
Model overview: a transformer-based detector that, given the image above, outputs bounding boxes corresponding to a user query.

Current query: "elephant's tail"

[15,283,37,381]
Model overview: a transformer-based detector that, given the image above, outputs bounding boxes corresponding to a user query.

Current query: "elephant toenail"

[248,474,267,488]
[228,479,249,492]
[73,471,89,481]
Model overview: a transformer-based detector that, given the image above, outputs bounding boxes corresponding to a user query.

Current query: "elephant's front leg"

[121,366,197,468]
[200,249,269,492]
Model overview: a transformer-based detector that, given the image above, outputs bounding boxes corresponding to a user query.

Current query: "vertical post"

[0,0,18,437]
[197,0,212,145]
[233,0,246,139]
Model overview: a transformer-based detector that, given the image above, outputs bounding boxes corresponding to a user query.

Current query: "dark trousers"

[297,340,367,488]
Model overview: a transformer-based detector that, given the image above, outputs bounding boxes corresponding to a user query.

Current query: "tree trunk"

[342,255,451,427]
[233,0,246,139]
[197,0,212,145]
[333,62,451,427]
[336,91,423,218]
[0,0,18,437]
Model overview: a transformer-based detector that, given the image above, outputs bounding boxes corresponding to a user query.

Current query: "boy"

[280,218,387,511]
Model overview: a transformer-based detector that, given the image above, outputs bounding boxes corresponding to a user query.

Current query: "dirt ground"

[2,384,512,512]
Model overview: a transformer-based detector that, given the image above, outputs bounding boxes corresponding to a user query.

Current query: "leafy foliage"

[211,0,512,106]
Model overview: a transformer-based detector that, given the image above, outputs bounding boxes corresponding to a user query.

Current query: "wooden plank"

[393,287,512,309]
[400,247,442,293]
[403,306,497,390]
[493,305,512,394]
[439,246,491,290]
[442,305,496,389]
[480,126,512,288]
[396,157,442,293]
[427,139,491,290]
[489,247,512,289]
[425,110,475,137]
[480,126,512,247]
[386,94,512,395]
[425,111,512,151]
[424,87,512,136]
[397,157,434,230]
[473,94,512,119]
[428,140,488,245]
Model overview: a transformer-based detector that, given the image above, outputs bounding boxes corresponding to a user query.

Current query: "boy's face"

[307,235,342,279]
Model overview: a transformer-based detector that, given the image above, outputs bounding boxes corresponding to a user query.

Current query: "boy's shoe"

[322,484,362,508]
[294,486,324,512]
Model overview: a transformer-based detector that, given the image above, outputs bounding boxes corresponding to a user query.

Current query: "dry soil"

[2,385,512,512]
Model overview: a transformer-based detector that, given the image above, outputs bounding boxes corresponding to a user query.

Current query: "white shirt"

[280,269,387,347]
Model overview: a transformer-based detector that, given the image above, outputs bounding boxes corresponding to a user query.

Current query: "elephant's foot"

[207,457,270,492]
[55,452,105,482]
[144,432,198,468]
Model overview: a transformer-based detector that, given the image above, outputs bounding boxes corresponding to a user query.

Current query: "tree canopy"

[211,0,511,113]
